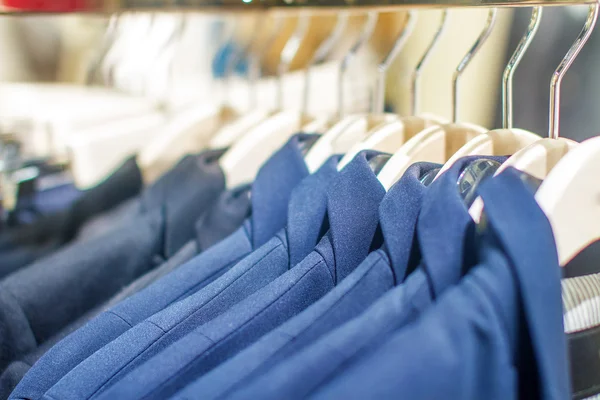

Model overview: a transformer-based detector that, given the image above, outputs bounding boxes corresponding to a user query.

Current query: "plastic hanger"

[303,12,380,173]
[337,10,449,170]
[220,14,316,188]
[377,9,497,190]
[137,16,244,184]
[490,11,586,182]
[470,4,597,240]
[436,7,543,177]
[530,4,599,266]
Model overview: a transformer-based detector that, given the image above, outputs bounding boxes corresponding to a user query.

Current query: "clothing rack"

[0,0,595,15]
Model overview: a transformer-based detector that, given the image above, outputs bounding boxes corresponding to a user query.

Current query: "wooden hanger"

[338,10,449,170]
[377,9,497,190]
[530,5,599,266]
[220,14,318,188]
[437,7,543,177]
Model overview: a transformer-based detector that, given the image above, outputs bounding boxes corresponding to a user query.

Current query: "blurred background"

[0,7,597,141]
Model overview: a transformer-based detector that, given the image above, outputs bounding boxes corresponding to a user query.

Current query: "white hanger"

[64,14,190,187]
[0,15,159,129]
[532,5,600,266]
[337,10,448,170]
[377,9,498,190]
[220,14,316,188]
[0,15,168,187]
[469,5,597,225]
[303,12,381,173]
[137,16,244,183]
[436,7,544,177]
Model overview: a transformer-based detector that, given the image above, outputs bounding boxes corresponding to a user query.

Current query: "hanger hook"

[101,14,135,88]
[86,14,121,86]
[503,7,542,129]
[154,15,186,101]
[212,17,238,106]
[244,15,285,108]
[236,16,265,110]
[302,12,349,118]
[277,13,311,110]
[549,3,598,139]
[222,17,259,107]
[339,11,379,119]
[452,8,497,123]
[411,10,448,116]
[373,11,417,115]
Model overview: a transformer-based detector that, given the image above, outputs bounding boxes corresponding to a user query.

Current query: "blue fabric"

[173,162,440,400]
[10,135,315,400]
[92,150,387,400]
[0,156,143,276]
[309,168,569,400]
[222,156,505,400]
[12,182,82,225]
[0,150,227,379]
[39,150,340,400]
[32,183,82,215]
[0,183,253,399]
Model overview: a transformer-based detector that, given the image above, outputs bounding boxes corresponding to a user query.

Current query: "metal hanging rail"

[0,0,595,20]
[101,0,595,13]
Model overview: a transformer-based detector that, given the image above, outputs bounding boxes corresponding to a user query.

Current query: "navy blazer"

[172,162,440,400]
[310,169,569,400]
[91,151,388,400]
[220,156,506,400]
[10,135,314,400]
[34,143,339,400]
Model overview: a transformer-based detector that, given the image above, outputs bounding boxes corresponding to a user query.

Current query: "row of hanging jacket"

[0,3,599,400]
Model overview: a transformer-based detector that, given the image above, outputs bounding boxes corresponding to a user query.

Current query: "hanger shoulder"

[437,128,540,177]
[469,136,577,223]
[68,112,167,189]
[220,110,306,188]
[377,123,486,190]
[536,137,600,266]
[138,104,231,183]
[208,108,272,150]
[377,125,446,190]
[496,137,577,180]
[336,118,404,170]
[303,115,366,173]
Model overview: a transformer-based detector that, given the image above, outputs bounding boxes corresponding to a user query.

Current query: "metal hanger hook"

[277,13,311,110]
[549,3,598,139]
[86,14,121,86]
[373,11,417,115]
[338,11,378,119]
[503,7,542,129]
[302,12,349,117]
[411,10,448,116]
[222,16,260,106]
[452,8,497,123]
[213,16,238,106]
